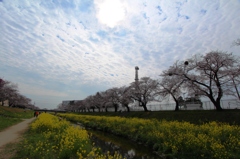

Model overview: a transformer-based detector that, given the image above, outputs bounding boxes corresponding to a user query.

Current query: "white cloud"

[0,0,240,109]
[18,83,68,97]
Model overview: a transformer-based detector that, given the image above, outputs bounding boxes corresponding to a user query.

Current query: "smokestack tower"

[135,66,139,82]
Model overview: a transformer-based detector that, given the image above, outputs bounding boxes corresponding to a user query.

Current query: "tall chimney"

[135,66,139,82]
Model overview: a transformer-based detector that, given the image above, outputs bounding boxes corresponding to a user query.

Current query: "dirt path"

[0,118,36,148]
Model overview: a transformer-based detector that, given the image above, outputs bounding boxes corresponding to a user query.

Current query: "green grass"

[0,116,20,130]
[0,106,34,131]
[12,131,49,159]
[74,109,240,125]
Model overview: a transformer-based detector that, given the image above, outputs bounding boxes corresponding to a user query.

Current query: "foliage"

[59,113,240,159]
[14,113,124,159]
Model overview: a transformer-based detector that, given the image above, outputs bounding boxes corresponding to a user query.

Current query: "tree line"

[0,78,38,109]
[58,50,240,112]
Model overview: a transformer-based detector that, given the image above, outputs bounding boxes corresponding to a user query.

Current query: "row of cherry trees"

[58,50,240,112]
[160,51,240,111]
[0,78,37,109]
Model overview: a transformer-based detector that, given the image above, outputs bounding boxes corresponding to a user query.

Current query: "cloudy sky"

[0,0,239,109]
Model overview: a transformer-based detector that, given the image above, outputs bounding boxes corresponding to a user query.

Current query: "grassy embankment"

[74,109,240,125]
[0,106,34,131]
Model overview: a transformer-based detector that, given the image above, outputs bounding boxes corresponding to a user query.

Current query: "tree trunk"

[172,94,179,111]
[214,100,223,111]
[209,96,223,111]
[114,104,118,112]
[175,102,179,111]
[124,104,130,112]
[142,103,148,112]
[232,78,240,100]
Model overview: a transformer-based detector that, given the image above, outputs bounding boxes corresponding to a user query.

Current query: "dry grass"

[0,106,28,113]
[0,138,22,159]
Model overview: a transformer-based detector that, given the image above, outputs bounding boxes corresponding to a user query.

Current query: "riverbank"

[74,109,240,125]
[59,113,240,159]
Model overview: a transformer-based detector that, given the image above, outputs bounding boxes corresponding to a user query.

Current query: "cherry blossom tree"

[0,79,19,106]
[105,87,120,112]
[224,66,240,100]
[118,86,133,112]
[0,78,33,108]
[158,77,186,111]
[85,95,97,112]
[97,91,110,112]
[167,51,240,111]
[130,77,158,111]
[92,92,104,112]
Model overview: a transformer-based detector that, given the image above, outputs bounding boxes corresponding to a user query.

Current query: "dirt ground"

[0,118,35,159]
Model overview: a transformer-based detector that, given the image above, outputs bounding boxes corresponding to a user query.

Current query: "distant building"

[180,104,203,110]
[0,100,9,107]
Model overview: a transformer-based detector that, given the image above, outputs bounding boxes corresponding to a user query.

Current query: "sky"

[0,0,240,109]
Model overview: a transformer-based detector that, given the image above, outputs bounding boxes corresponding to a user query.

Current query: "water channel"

[73,123,161,159]
[88,129,161,159]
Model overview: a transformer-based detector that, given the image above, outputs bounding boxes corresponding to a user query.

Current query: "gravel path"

[0,118,35,148]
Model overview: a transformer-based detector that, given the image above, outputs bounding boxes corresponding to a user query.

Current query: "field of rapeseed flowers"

[59,113,240,159]
[14,113,124,159]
